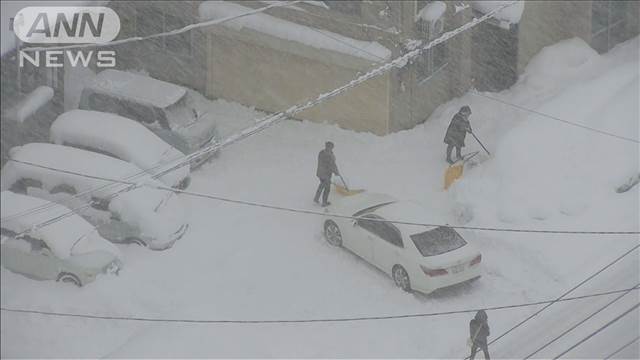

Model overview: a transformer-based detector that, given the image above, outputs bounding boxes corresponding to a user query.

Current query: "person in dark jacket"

[444,105,473,164]
[314,141,339,206]
[469,309,490,360]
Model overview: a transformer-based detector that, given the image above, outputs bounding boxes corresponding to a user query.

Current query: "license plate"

[451,264,465,274]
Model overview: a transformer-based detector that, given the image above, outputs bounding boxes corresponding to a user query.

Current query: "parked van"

[1,143,189,250]
[1,191,122,287]
[79,70,219,168]
[50,110,191,189]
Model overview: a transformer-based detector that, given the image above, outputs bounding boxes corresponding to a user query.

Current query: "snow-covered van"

[1,143,189,250]
[1,191,122,287]
[79,70,219,169]
[50,110,191,189]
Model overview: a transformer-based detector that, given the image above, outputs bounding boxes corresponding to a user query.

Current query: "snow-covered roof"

[87,70,187,109]
[50,110,184,171]
[1,143,162,198]
[0,191,120,259]
[6,86,53,123]
[199,1,391,62]
[415,1,447,22]
[470,1,525,24]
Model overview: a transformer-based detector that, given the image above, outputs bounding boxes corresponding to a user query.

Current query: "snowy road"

[1,38,639,358]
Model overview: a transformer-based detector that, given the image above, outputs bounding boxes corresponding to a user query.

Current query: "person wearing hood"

[444,105,473,164]
[314,141,339,207]
[469,309,491,359]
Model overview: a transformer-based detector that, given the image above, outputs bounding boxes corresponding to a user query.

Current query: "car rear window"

[410,226,467,257]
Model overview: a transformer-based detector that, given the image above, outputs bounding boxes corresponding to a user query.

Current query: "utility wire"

[470,91,640,144]
[2,2,519,236]
[463,243,640,359]
[1,287,636,325]
[604,335,640,360]
[552,302,640,359]
[523,282,639,359]
[19,1,304,52]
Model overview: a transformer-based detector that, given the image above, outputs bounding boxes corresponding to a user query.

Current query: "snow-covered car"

[50,109,191,189]
[0,191,123,287]
[79,70,219,169]
[1,143,189,250]
[323,193,481,294]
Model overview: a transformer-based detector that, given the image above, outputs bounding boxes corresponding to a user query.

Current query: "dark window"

[90,197,111,211]
[410,226,467,257]
[88,92,121,114]
[324,1,362,16]
[414,1,448,83]
[10,178,43,194]
[50,183,77,195]
[165,14,192,56]
[357,214,404,247]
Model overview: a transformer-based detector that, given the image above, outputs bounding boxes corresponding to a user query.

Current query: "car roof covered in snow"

[0,191,120,259]
[50,110,182,162]
[372,201,445,235]
[1,143,163,199]
[86,70,187,109]
[330,192,397,217]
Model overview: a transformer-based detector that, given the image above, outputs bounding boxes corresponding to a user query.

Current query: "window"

[414,2,448,82]
[324,1,362,16]
[91,197,111,211]
[88,93,121,114]
[410,226,467,257]
[10,178,43,194]
[136,8,192,56]
[357,214,404,247]
[50,184,77,195]
[591,1,629,53]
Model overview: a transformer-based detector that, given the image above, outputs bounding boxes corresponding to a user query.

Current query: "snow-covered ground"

[1,37,638,358]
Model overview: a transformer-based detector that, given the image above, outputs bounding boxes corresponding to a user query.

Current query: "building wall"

[206,26,391,135]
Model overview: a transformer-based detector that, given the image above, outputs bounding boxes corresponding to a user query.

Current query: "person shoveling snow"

[314,141,340,207]
[444,105,473,164]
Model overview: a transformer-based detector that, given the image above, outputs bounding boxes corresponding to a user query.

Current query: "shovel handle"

[339,175,350,191]
[472,132,491,156]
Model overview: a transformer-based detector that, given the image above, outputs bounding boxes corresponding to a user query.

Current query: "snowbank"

[470,1,525,24]
[198,1,391,62]
[415,1,447,22]
[6,86,53,123]
[0,191,121,259]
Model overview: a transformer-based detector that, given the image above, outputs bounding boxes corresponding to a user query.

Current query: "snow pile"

[50,110,189,188]
[88,70,186,109]
[198,1,391,62]
[0,191,121,259]
[470,1,525,24]
[6,86,53,123]
[415,1,447,22]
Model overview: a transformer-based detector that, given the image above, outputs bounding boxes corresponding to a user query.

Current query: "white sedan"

[323,193,481,294]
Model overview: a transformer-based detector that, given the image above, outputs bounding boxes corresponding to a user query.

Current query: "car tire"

[125,237,147,247]
[392,265,411,292]
[57,272,82,287]
[324,220,342,247]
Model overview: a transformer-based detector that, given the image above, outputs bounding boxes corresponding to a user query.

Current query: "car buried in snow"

[323,193,481,294]
[0,191,123,287]
[1,143,189,250]
[79,69,220,169]
[50,109,191,189]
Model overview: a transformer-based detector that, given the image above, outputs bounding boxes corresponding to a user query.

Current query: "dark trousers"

[470,341,490,360]
[314,178,331,205]
[446,144,463,163]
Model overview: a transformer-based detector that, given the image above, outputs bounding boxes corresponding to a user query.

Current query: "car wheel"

[324,220,342,247]
[57,272,82,287]
[392,265,411,292]
[125,237,147,247]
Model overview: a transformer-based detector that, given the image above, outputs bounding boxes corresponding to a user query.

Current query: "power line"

[19,1,304,53]
[470,91,640,144]
[2,2,519,236]
[552,302,640,359]
[604,335,640,360]
[1,287,636,325]
[464,243,640,359]
[523,282,639,359]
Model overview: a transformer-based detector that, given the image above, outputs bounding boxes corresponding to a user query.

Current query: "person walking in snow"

[444,105,473,164]
[314,141,339,207]
[469,310,491,360]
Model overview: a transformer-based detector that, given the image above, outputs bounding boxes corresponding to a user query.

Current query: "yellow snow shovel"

[334,175,365,196]
[444,151,479,190]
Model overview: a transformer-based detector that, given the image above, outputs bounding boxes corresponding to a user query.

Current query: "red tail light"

[470,255,482,266]
[421,265,448,277]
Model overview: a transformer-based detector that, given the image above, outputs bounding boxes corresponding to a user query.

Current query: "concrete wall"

[206,26,391,135]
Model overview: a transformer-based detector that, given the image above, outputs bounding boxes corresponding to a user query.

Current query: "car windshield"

[410,226,467,257]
